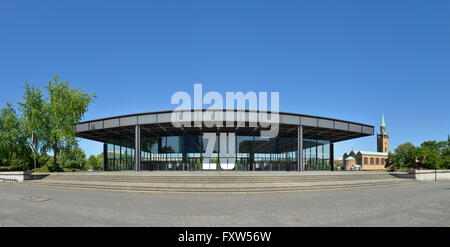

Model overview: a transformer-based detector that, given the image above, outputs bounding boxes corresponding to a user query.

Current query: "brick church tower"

[377,113,389,153]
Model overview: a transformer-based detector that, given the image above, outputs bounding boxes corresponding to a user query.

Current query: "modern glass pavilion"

[75,110,374,172]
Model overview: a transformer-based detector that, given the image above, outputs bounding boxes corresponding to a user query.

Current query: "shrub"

[0,166,16,171]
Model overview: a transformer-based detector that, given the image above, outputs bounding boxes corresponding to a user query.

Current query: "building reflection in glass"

[105,133,330,171]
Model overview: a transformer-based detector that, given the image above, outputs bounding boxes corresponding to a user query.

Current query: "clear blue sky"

[1,0,449,158]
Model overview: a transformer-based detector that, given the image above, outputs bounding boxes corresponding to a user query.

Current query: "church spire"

[377,113,389,152]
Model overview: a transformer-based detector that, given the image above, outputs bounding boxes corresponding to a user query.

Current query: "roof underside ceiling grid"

[76,123,370,144]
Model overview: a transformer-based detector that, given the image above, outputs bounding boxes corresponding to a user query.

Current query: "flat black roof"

[75,109,374,143]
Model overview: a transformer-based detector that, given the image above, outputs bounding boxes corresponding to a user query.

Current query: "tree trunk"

[53,145,58,171]
[8,152,12,166]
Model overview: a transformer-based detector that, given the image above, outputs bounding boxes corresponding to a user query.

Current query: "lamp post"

[28,131,37,170]
[435,164,437,182]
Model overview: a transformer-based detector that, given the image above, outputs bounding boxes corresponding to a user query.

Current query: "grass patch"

[0,166,21,172]
[32,165,80,173]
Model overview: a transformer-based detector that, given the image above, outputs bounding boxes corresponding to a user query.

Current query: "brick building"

[343,114,389,170]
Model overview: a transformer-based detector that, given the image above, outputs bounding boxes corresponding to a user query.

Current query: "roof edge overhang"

[75,109,374,143]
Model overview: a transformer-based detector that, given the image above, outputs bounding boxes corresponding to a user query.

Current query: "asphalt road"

[0,181,449,226]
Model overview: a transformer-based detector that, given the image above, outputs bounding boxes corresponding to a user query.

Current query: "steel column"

[103,143,108,171]
[135,125,141,172]
[298,125,303,172]
[330,142,334,171]
[315,140,318,170]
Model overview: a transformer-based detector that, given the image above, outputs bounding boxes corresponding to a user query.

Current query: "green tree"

[37,153,52,169]
[0,103,22,166]
[385,152,399,170]
[393,142,416,168]
[18,82,45,167]
[414,139,449,169]
[95,153,104,170]
[387,137,450,170]
[86,153,103,171]
[413,147,439,169]
[443,136,450,169]
[87,155,98,170]
[19,75,96,170]
[58,146,87,170]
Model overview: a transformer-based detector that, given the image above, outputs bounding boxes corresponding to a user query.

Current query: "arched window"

[376,158,379,165]
[364,157,368,164]
[370,158,374,165]
[381,158,385,165]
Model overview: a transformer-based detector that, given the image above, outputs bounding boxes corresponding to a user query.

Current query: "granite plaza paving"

[0,180,449,226]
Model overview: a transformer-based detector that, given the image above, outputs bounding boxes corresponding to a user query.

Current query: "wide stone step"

[40,174,397,184]
[23,179,415,193]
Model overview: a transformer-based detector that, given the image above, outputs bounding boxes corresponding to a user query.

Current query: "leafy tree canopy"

[19,75,96,169]
[58,146,87,170]
[0,103,24,166]
[386,137,450,170]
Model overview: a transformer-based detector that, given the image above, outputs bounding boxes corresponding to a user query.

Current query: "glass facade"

[302,139,330,171]
[106,143,135,171]
[104,132,331,172]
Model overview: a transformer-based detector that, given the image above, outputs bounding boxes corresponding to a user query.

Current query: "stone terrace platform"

[22,171,416,193]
